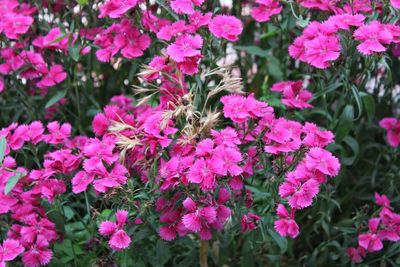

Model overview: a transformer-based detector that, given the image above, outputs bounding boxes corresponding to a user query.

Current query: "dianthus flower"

[379,117,400,147]
[271,80,313,109]
[274,204,299,238]
[98,0,138,18]
[250,0,282,22]
[354,21,393,55]
[209,15,243,42]
[99,210,132,250]
[170,0,204,14]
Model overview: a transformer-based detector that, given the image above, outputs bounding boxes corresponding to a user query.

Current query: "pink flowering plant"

[0,0,399,266]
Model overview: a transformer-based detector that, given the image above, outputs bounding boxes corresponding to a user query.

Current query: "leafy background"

[1,0,399,266]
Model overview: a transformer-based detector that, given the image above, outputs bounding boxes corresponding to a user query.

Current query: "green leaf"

[156,240,171,265]
[235,46,269,57]
[76,0,88,5]
[68,44,80,62]
[0,136,6,164]
[351,85,363,120]
[4,171,22,194]
[266,56,284,80]
[268,228,288,253]
[45,90,67,109]
[341,136,360,166]
[335,105,354,143]
[361,93,376,123]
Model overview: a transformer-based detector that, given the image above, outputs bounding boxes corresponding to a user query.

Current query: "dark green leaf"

[268,228,288,253]
[45,90,67,109]
[235,46,269,57]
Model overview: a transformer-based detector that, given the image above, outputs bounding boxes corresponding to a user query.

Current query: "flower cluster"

[0,117,129,265]
[347,193,400,263]
[289,12,400,68]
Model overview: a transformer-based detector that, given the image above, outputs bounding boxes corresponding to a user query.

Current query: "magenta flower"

[240,212,261,233]
[211,127,241,147]
[304,147,340,177]
[114,25,151,59]
[279,172,320,209]
[166,34,203,62]
[358,218,383,252]
[209,15,243,42]
[304,35,341,69]
[0,239,24,265]
[391,0,400,8]
[354,21,393,55]
[22,237,53,267]
[181,206,217,233]
[36,65,67,89]
[274,204,299,238]
[272,80,313,109]
[211,146,243,176]
[170,0,204,14]
[99,210,132,250]
[220,94,270,123]
[302,122,334,147]
[346,247,365,263]
[1,13,33,40]
[187,158,219,190]
[328,14,365,31]
[250,0,282,23]
[98,0,138,18]
[379,117,400,147]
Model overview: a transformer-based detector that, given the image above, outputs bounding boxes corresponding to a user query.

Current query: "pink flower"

[166,34,203,62]
[274,204,299,238]
[327,14,365,31]
[36,65,67,89]
[302,122,334,147]
[209,15,243,42]
[374,192,392,209]
[72,171,94,193]
[19,218,58,244]
[187,158,218,190]
[354,21,393,55]
[32,27,72,51]
[114,25,151,59]
[0,77,3,93]
[358,218,383,252]
[220,94,271,123]
[99,210,131,250]
[346,247,365,263]
[44,121,71,144]
[240,212,261,232]
[22,237,53,267]
[304,35,341,69]
[92,113,109,136]
[211,127,241,147]
[279,172,320,209]
[391,0,400,8]
[304,148,340,177]
[170,0,204,15]
[98,0,138,18]
[1,13,33,39]
[211,146,243,176]
[379,117,400,147]
[250,0,282,23]
[0,239,24,263]
[182,206,217,232]
[271,80,313,109]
